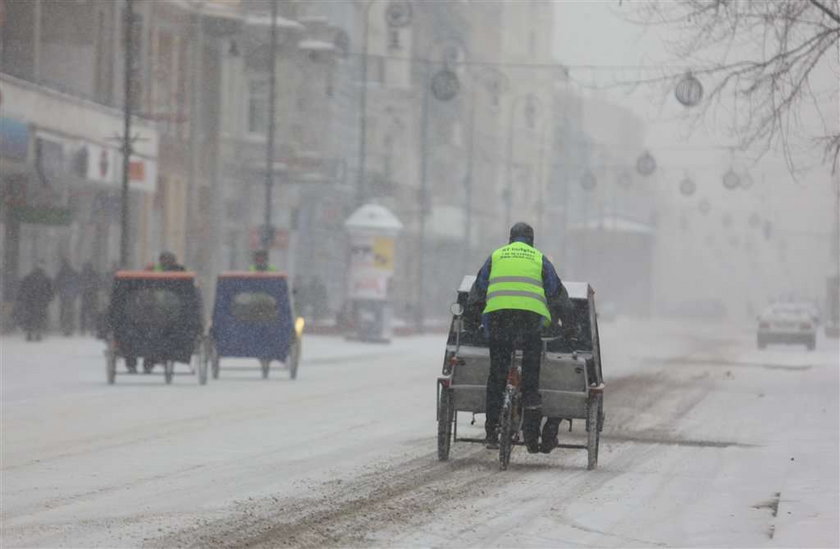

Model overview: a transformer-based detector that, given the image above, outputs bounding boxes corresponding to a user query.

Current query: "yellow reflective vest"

[482,241,551,322]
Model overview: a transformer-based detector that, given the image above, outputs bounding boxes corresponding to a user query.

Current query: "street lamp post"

[355,1,377,206]
[261,0,279,250]
[120,0,134,268]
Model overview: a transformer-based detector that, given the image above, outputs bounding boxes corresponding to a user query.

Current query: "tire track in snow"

[149,359,740,548]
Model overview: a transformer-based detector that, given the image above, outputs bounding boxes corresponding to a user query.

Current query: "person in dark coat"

[16,264,55,341]
[466,222,572,453]
[79,262,101,335]
[54,259,80,336]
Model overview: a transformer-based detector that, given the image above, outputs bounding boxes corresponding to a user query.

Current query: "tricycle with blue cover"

[105,271,206,385]
[208,272,303,380]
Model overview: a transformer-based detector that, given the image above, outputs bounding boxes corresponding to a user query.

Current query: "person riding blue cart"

[208,272,303,380]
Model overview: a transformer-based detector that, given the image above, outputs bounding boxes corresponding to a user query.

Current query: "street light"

[357,1,412,206]
[261,0,279,250]
[119,0,135,268]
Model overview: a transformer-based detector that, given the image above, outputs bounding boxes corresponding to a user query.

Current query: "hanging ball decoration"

[617,171,633,188]
[675,72,704,107]
[385,1,413,28]
[739,171,754,189]
[722,168,740,190]
[679,177,697,196]
[698,199,711,215]
[430,69,460,101]
[580,170,597,191]
[636,150,657,176]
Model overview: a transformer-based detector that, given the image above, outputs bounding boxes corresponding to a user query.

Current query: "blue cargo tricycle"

[208,272,303,380]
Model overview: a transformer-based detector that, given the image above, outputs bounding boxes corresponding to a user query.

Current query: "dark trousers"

[485,310,543,436]
[80,294,98,334]
[59,297,76,335]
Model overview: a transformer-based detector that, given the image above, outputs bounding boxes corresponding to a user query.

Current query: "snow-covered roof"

[568,215,654,234]
[245,13,305,31]
[459,275,477,293]
[564,281,590,300]
[298,40,336,52]
[165,1,304,30]
[345,203,403,233]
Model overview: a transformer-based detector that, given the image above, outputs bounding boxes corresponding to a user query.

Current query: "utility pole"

[262,0,279,250]
[463,85,477,277]
[416,62,430,330]
[120,0,134,268]
[356,1,375,206]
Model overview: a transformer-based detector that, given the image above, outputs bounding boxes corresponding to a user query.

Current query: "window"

[232,292,278,322]
[247,77,269,135]
[388,29,401,50]
[126,289,183,325]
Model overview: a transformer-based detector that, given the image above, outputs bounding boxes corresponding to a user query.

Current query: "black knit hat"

[509,222,534,245]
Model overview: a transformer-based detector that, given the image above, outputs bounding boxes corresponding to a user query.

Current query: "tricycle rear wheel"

[210,347,220,379]
[437,387,453,461]
[289,338,301,380]
[106,348,116,385]
[586,391,603,470]
[196,341,208,385]
[499,388,517,471]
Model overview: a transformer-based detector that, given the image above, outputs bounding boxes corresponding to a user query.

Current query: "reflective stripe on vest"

[483,241,551,321]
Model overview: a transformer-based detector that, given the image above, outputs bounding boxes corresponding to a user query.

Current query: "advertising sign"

[80,143,117,184]
[347,233,395,301]
[0,116,30,161]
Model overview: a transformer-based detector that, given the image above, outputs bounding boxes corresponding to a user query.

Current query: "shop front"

[1,76,158,326]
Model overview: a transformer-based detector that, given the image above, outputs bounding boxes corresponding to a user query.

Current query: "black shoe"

[524,432,541,454]
[540,419,560,454]
[485,429,499,450]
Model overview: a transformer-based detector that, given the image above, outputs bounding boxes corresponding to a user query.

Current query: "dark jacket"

[15,268,55,329]
[54,264,81,299]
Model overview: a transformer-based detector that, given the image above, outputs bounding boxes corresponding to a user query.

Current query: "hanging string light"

[674,71,704,107]
[616,171,633,188]
[636,150,657,176]
[722,168,740,190]
[679,176,696,196]
[580,170,597,191]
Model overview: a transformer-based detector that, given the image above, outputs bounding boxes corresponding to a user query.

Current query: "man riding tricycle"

[437,222,605,470]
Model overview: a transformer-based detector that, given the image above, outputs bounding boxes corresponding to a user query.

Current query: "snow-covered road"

[2,320,838,547]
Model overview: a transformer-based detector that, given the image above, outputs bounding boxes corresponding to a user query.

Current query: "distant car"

[757,303,817,351]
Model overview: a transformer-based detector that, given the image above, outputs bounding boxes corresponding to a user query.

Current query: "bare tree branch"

[618,0,840,172]
[809,0,840,24]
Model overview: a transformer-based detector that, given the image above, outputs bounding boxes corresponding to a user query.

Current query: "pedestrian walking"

[54,259,80,336]
[79,262,101,335]
[15,264,55,341]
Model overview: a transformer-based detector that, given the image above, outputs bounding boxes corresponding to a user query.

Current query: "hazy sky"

[551,1,839,304]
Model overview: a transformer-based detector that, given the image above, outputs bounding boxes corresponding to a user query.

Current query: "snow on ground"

[1,319,837,548]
